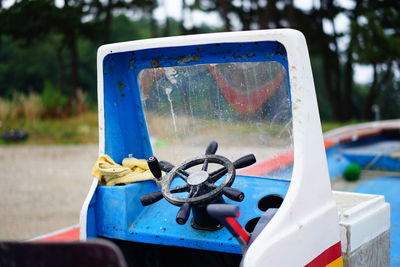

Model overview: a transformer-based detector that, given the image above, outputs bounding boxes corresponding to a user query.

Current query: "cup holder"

[258,194,283,211]
[245,217,261,233]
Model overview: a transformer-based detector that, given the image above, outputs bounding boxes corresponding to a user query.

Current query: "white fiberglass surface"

[138,61,293,179]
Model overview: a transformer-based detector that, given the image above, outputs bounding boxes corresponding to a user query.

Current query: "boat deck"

[342,140,400,155]
[341,140,400,171]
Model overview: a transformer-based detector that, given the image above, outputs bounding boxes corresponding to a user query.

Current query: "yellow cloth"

[92,155,157,186]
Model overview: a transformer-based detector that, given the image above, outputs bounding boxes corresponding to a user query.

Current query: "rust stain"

[177,55,201,64]
[151,60,160,68]
[232,53,255,59]
[129,59,136,70]
[171,55,187,60]
[118,81,125,91]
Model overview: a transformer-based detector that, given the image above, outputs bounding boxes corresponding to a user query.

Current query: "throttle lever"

[207,204,249,253]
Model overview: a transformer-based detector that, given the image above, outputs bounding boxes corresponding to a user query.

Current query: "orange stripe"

[305,242,342,267]
[239,150,293,176]
[36,227,80,242]
[324,139,336,149]
[326,256,343,267]
[240,139,337,176]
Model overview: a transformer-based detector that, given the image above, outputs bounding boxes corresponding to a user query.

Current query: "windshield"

[138,61,293,179]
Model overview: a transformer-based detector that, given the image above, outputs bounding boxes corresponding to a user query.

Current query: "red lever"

[206,204,249,252]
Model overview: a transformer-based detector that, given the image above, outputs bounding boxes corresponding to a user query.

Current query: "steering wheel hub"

[187,170,209,185]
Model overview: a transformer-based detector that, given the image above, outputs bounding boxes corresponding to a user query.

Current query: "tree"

[0,0,87,95]
[187,0,400,122]
[87,0,157,43]
[351,0,400,119]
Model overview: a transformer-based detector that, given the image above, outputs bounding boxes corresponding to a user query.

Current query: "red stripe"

[226,217,250,243]
[305,242,342,267]
[36,227,80,242]
[240,139,336,176]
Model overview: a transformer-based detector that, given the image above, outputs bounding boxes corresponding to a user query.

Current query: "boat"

[6,29,398,267]
[76,29,344,266]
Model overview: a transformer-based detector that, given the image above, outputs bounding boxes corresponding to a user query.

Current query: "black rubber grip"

[207,204,239,219]
[222,187,245,202]
[159,160,175,172]
[176,203,191,225]
[147,156,162,179]
[205,141,218,155]
[140,191,163,206]
[233,154,256,169]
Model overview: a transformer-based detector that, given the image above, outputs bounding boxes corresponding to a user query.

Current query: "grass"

[0,109,361,145]
[321,121,363,132]
[0,111,99,145]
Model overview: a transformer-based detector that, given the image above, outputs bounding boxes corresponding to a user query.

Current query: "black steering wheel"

[162,154,235,206]
[140,141,256,228]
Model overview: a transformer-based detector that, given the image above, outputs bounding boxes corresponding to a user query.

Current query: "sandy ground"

[0,144,97,240]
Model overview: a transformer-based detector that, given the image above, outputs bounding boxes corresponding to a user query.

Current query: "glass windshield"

[138,61,293,179]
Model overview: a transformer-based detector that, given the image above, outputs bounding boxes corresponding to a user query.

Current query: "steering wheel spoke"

[201,159,209,171]
[176,169,189,182]
[170,185,190,194]
[209,168,228,183]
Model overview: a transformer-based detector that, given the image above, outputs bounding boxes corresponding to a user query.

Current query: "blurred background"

[0,0,399,239]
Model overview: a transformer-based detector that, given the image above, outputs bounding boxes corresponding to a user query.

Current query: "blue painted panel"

[354,176,400,267]
[96,40,292,250]
[103,53,153,163]
[95,175,289,253]
[95,180,158,240]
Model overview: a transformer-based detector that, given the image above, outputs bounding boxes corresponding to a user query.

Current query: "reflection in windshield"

[138,62,293,179]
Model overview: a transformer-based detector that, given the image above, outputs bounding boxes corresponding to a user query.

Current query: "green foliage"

[0,92,44,121]
[0,0,399,123]
[111,15,152,42]
[40,80,68,116]
[311,56,333,121]
[321,121,363,132]
[343,163,361,182]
